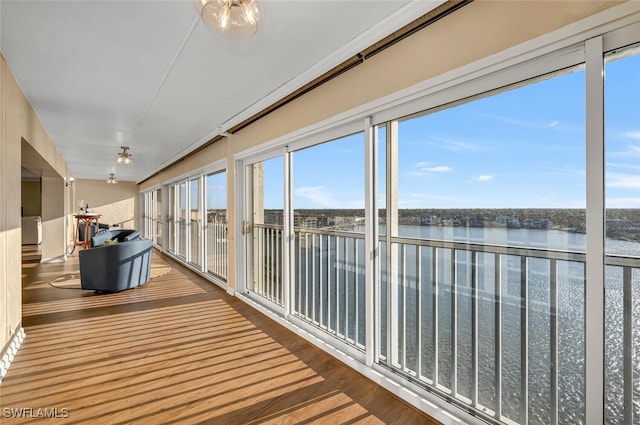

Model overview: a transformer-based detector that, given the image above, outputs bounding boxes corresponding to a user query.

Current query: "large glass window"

[379,67,586,423]
[161,170,228,284]
[190,177,201,267]
[604,43,640,424]
[167,185,175,253]
[292,133,366,349]
[156,188,163,246]
[206,171,227,280]
[246,156,284,305]
[177,182,187,258]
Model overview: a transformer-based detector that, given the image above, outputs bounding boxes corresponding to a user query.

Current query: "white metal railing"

[293,227,366,350]
[379,237,578,425]
[379,235,640,425]
[250,224,284,305]
[206,221,228,280]
[246,223,639,425]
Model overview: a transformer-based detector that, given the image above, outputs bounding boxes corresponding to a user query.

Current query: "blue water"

[292,224,640,424]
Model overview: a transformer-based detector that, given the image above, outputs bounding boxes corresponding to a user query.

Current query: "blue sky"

[250,51,639,211]
[205,172,226,209]
[605,50,640,208]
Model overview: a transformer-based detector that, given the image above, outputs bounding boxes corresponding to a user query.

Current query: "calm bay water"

[295,224,640,424]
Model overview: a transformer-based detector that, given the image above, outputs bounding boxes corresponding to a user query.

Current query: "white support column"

[200,174,206,274]
[364,117,376,366]
[283,147,293,318]
[234,159,248,295]
[585,35,605,425]
[388,120,399,368]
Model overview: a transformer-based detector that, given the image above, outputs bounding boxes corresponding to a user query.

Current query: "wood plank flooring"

[1,250,440,424]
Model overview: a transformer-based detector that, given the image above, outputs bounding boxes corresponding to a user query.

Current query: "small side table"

[71,214,102,253]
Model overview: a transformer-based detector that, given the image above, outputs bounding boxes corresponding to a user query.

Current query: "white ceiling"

[1,0,443,183]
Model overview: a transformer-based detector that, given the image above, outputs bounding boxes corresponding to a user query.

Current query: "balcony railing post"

[495,253,502,420]
[417,244,422,380]
[520,256,529,425]
[471,250,479,408]
[433,247,440,388]
[451,248,458,396]
[550,259,558,425]
[623,266,633,425]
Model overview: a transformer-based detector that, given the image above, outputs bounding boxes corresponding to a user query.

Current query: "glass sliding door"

[379,66,587,424]
[604,43,640,425]
[147,191,154,240]
[167,184,176,253]
[291,133,366,350]
[245,156,284,306]
[141,192,147,239]
[206,171,227,280]
[177,181,187,258]
[190,177,202,267]
[156,188,163,247]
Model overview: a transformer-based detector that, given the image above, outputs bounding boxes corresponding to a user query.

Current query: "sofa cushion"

[90,230,114,247]
[123,231,140,241]
[90,229,140,247]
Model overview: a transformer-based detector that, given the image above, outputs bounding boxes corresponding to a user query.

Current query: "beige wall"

[1,54,71,354]
[75,179,139,230]
[139,1,618,292]
[40,177,66,261]
[0,54,9,356]
[21,180,41,217]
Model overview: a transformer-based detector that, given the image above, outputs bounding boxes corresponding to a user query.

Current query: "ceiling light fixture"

[194,0,262,40]
[117,146,133,164]
[106,173,118,184]
[65,177,74,187]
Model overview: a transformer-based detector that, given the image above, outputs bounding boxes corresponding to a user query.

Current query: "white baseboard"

[0,325,25,383]
[41,255,66,264]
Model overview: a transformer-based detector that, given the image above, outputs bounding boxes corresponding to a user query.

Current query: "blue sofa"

[79,232,152,292]
[90,229,140,247]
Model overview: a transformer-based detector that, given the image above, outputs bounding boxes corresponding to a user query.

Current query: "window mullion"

[585,35,605,425]
[365,117,376,366]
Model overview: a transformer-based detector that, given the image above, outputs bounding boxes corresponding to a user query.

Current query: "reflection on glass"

[156,188,163,246]
[247,156,284,305]
[168,185,175,253]
[604,43,640,424]
[190,178,201,267]
[292,133,366,348]
[379,67,586,423]
[177,182,187,258]
[206,171,227,280]
[378,124,388,362]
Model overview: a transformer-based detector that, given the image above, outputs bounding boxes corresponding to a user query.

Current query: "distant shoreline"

[255,208,640,242]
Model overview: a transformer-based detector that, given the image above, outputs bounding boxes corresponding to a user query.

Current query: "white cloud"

[420,165,452,173]
[607,161,640,172]
[607,173,640,189]
[471,175,495,183]
[623,131,640,141]
[410,162,452,177]
[442,139,482,153]
[294,186,335,207]
[606,197,640,208]
[424,134,485,153]
[548,120,559,128]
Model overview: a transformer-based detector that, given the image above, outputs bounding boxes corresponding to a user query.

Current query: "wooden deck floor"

[1,250,440,424]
